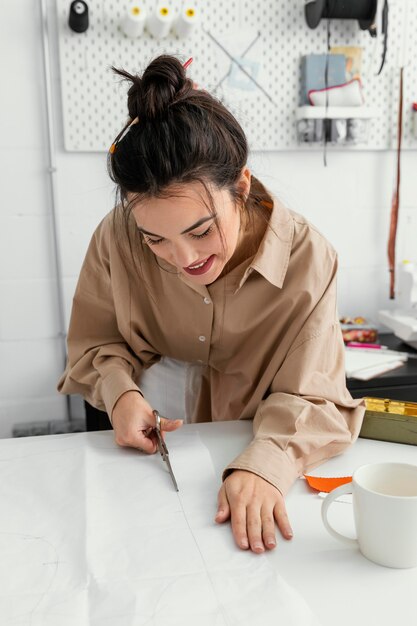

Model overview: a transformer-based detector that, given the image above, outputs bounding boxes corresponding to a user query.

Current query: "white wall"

[1,0,416,438]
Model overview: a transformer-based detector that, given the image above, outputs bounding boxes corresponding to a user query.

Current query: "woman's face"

[132,172,250,285]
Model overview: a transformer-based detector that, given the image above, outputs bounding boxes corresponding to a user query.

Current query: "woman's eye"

[145,236,164,245]
[190,225,214,240]
[143,224,214,245]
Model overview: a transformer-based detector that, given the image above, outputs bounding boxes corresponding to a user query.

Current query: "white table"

[196,421,417,626]
[2,421,417,625]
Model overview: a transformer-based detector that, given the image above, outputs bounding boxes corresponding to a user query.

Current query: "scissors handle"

[152,410,179,492]
[153,410,167,453]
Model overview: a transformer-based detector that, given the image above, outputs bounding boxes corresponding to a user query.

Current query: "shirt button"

[198,335,206,342]
[203,297,211,305]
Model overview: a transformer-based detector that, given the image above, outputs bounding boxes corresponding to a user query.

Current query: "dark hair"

[108,54,273,271]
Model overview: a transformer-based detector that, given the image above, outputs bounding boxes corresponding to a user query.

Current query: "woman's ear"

[238,167,251,199]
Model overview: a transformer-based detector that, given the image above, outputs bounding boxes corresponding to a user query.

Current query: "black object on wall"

[68,0,89,33]
[305,0,377,32]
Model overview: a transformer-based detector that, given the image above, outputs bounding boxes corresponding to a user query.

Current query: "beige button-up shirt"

[58,198,365,495]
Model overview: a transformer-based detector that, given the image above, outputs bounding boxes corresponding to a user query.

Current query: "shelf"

[296,106,378,120]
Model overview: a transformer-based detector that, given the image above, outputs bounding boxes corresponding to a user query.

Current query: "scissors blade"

[153,410,179,492]
[162,453,179,492]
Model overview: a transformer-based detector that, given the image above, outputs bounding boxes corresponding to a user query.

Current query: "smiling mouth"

[183,255,215,276]
[187,259,208,270]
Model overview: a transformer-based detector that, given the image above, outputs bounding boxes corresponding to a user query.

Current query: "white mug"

[321,462,417,568]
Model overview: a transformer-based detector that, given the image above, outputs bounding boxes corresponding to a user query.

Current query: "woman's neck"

[220,207,269,277]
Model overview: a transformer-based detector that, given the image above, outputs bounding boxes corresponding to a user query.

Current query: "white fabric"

[0,430,321,625]
[309,79,364,107]
[139,357,203,422]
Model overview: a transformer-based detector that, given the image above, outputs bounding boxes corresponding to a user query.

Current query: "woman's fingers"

[247,504,265,553]
[273,502,294,540]
[135,429,158,454]
[112,391,183,453]
[159,417,184,432]
[219,470,293,553]
[130,418,182,453]
[230,499,249,550]
[261,505,277,550]
[216,480,249,549]
[215,484,231,523]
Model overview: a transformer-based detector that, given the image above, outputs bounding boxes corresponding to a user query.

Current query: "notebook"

[345,349,408,380]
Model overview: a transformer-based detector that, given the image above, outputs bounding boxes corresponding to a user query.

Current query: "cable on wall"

[40,0,71,421]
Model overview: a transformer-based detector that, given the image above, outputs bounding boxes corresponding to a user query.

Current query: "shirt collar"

[236,197,294,292]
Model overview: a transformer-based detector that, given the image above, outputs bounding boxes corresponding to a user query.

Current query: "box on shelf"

[296,106,374,145]
[300,54,346,105]
[339,317,378,344]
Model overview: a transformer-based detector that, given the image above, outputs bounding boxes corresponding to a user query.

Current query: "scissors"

[152,410,179,492]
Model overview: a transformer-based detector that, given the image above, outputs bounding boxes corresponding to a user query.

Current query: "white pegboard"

[56,0,417,152]
[388,0,417,149]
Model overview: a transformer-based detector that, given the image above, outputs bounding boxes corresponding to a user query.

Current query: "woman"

[58,54,365,554]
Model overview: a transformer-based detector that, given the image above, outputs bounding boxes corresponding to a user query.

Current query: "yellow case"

[359,398,417,446]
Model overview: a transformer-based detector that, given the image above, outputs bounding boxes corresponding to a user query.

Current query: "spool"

[68,0,89,33]
[173,6,198,38]
[305,0,377,31]
[121,2,147,38]
[146,3,174,39]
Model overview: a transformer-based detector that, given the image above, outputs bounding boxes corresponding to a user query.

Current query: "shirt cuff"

[101,369,143,422]
[222,439,300,497]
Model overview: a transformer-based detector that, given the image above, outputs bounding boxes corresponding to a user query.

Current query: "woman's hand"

[215,470,293,553]
[111,390,183,454]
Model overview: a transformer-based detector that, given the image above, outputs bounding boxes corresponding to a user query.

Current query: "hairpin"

[109,116,139,154]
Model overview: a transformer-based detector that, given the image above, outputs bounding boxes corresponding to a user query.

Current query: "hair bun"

[114,55,193,121]
[142,55,192,118]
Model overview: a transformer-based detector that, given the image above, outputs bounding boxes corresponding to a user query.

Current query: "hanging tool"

[387,67,404,299]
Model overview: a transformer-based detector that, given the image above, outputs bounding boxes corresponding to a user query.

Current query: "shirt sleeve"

[57,217,160,419]
[223,256,365,496]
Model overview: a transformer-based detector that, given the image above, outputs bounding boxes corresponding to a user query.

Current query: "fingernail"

[240,538,249,549]
[215,510,223,519]
[266,539,276,548]
[253,542,264,552]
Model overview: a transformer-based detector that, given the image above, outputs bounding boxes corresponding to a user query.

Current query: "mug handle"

[321,482,358,546]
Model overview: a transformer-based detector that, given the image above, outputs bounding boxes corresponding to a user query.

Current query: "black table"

[347,333,417,402]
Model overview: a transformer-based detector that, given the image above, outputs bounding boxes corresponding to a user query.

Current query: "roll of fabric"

[173,5,198,38]
[305,0,377,31]
[147,3,174,38]
[121,2,147,38]
[68,0,89,33]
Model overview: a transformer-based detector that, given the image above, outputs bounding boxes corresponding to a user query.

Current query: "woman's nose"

[171,242,198,268]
